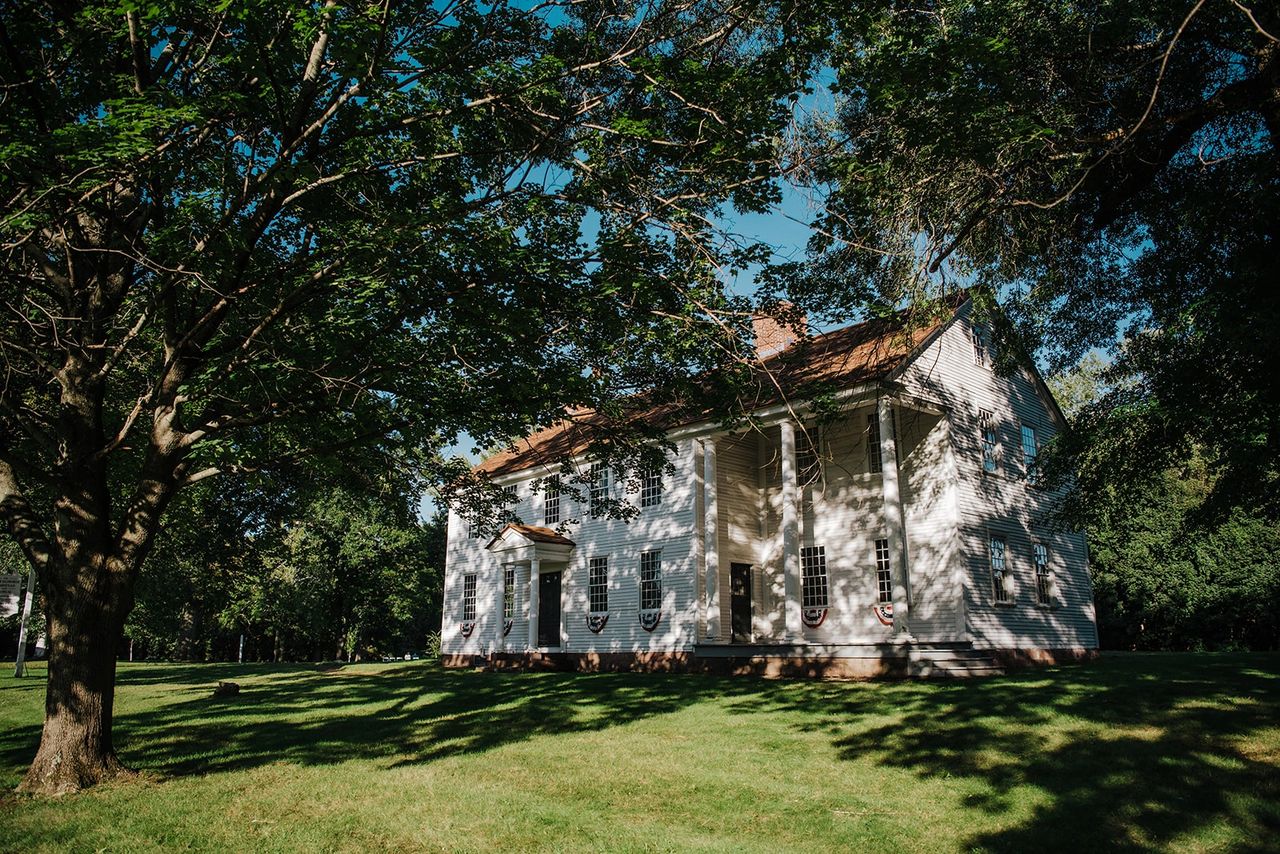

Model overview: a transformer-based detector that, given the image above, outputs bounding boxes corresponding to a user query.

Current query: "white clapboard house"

[441,296,1098,677]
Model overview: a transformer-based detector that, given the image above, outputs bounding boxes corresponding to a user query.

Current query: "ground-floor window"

[639,551,662,611]
[874,538,893,603]
[800,546,829,608]
[462,574,478,621]
[990,535,1010,603]
[1034,542,1052,605]
[503,565,516,619]
[589,557,609,613]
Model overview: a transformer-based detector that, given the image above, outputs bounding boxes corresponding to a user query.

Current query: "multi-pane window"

[797,428,821,485]
[462,574,477,621]
[501,484,517,505]
[1021,424,1039,485]
[503,565,516,620]
[589,557,609,613]
[972,324,988,366]
[800,546,829,608]
[867,413,883,473]
[543,476,560,525]
[979,409,998,474]
[990,535,1010,603]
[639,551,662,611]
[874,538,893,604]
[590,463,610,514]
[640,467,663,508]
[1034,543,1052,605]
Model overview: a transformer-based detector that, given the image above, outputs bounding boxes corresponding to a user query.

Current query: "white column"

[528,558,541,650]
[780,420,802,639]
[878,396,913,638]
[494,562,507,653]
[703,438,720,640]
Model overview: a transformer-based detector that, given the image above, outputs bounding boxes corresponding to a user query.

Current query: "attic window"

[972,324,988,367]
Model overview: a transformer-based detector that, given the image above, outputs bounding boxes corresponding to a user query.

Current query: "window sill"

[992,600,1017,608]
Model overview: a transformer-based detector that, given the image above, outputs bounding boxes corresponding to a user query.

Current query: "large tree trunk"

[19,554,133,795]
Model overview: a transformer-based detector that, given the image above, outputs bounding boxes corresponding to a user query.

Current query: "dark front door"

[538,571,562,647]
[730,563,752,643]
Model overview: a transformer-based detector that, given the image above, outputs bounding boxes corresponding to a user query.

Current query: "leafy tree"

[0,0,823,792]
[784,0,1278,521]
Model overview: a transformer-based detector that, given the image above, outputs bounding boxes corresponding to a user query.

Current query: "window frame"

[989,534,1011,604]
[796,427,822,486]
[800,546,829,609]
[1034,542,1053,606]
[972,324,988,367]
[588,557,609,614]
[874,537,893,604]
[867,412,883,474]
[503,565,516,620]
[978,409,999,475]
[589,462,610,514]
[543,476,560,526]
[640,467,663,508]
[639,550,662,612]
[1021,423,1039,485]
[462,574,478,621]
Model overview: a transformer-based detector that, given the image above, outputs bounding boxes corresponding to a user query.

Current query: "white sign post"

[12,568,36,678]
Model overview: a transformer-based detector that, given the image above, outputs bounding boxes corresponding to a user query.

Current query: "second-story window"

[867,413,883,473]
[972,324,988,367]
[543,476,560,525]
[797,428,821,485]
[640,467,663,508]
[979,409,998,474]
[874,538,893,604]
[589,463,610,514]
[1021,424,1039,485]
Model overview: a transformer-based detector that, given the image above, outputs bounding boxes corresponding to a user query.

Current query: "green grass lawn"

[1,654,1277,853]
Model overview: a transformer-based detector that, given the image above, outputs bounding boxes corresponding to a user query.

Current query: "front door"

[538,571,562,647]
[730,563,752,643]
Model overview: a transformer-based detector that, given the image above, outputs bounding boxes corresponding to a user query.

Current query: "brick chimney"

[752,303,806,357]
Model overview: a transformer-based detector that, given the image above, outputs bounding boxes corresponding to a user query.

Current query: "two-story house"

[440,296,1099,677]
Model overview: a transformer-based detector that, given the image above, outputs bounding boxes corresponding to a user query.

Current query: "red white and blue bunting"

[872,603,894,626]
[638,610,661,632]
[503,619,513,637]
[587,613,609,634]
[460,620,477,638]
[801,606,828,628]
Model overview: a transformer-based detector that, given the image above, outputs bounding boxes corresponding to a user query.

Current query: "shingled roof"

[486,523,576,549]
[473,299,962,478]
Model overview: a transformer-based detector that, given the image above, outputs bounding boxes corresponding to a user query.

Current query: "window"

[501,484,517,505]
[1021,424,1039,485]
[503,565,516,620]
[1034,543,1052,605]
[590,463,610,514]
[640,467,663,508]
[972,324,988,367]
[589,557,609,613]
[867,413,883,473]
[868,411,896,473]
[874,538,893,604]
[797,428,821,485]
[543,476,560,525]
[800,546,829,608]
[979,409,998,474]
[462,574,477,621]
[639,551,662,611]
[990,535,1010,603]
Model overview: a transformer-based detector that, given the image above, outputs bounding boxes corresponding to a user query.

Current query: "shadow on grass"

[726,652,1280,852]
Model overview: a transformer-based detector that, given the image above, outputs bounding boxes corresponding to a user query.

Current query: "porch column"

[528,557,541,650]
[780,419,802,639]
[494,562,507,653]
[703,437,720,640]
[878,396,913,638]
